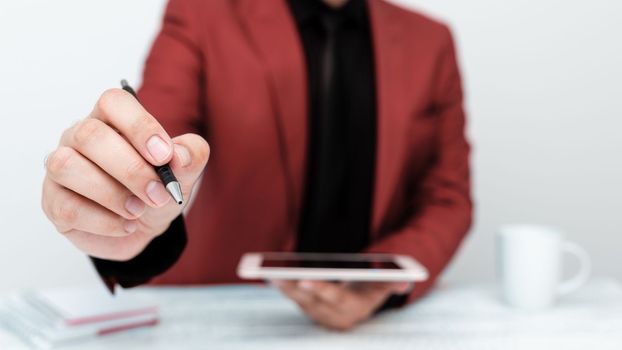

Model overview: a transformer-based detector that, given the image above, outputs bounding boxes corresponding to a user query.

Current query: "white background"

[0,0,620,292]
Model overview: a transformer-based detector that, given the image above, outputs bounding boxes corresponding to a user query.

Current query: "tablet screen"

[261,259,401,269]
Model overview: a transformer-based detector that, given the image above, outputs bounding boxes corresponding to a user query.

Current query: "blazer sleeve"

[91,215,187,292]
[367,27,473,305]
[91,0,205,292]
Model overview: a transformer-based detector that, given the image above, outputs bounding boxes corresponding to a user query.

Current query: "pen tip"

[120,79,129,88]
[165,182,184,206]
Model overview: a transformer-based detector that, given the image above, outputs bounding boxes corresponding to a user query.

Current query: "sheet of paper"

[33,285,158,323]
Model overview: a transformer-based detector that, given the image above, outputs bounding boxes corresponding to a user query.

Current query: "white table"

[2,279,622,349]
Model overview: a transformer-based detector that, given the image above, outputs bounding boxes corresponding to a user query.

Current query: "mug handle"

[557,241,591,295]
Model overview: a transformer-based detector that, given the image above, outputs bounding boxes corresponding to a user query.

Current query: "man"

[41,0,472,330]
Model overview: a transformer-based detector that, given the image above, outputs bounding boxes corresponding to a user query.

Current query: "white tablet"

[237,252,428,282]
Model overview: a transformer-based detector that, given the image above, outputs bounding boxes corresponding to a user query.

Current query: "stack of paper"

[0,286,158,349]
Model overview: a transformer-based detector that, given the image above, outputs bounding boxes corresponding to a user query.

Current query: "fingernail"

[147,135,171,163]
[270,280,285,288]
[146,180,170,207]
[124,220,137,233]
[396,282,411,294]
[174,144,191,168]
[124,196,146,217]
[43,153,51,169]
[299,281,314,291]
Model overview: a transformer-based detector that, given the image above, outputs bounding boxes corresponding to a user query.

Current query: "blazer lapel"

[238,0,308,227]
[238,0,410,238]
[369,0,410,235]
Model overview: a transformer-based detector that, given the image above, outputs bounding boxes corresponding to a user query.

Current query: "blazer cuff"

[376,293,409,313]
[91,215,187,293]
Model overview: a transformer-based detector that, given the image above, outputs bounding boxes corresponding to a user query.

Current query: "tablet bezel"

[237,252,428,282]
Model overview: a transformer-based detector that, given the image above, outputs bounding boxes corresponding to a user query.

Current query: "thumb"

[388,282,413,295]
[169,133,210,197]
[368,281,412,296]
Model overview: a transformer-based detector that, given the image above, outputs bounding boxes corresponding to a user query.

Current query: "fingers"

[299,281,348,305]
[126,133,211,231]
[385,281,412,294]
[344,282,411,314]
[273,280,356,331]
[89,89,174,166]
[41,89,211,262]
[296,299,354,331]
[45,146,145,220]
[168,133,210,197]
[353,281,412,299]
[59,118,169,208]
[42,178,137,237]
[63,229,153,261]
[272,280,409,331]
[298,281,371,321]
[273,280,316,304]
[274,280,347,306]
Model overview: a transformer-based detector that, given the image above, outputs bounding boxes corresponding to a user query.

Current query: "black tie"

[297,12,350,253]
[315,13,345,213]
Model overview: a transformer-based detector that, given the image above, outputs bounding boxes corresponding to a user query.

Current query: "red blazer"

[137,0,472,303]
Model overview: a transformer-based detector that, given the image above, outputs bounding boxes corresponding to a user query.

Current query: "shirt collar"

[288,0,369,27]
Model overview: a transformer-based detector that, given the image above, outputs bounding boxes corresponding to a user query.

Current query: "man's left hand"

[273,280,411,331]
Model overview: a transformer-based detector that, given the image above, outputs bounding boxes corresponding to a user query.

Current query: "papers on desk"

[0,286,158,349]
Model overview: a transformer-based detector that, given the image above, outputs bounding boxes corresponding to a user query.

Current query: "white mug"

[496,225,591,310]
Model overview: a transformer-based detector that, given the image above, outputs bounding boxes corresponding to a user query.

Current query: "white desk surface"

[2,278,622,350]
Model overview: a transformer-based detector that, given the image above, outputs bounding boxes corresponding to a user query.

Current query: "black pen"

[121,79,184,205]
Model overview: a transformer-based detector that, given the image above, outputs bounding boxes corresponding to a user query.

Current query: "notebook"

[0,286,159,349]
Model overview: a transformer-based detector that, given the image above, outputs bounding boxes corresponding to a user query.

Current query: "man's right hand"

[41,89,210,261]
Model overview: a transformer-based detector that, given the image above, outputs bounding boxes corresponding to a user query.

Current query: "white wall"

[0,0,620,292]
[0,0,168,291]
[394,0,622,283]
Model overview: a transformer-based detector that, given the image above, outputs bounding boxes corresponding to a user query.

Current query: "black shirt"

[291,0,376,253]
[92,0,377,286]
